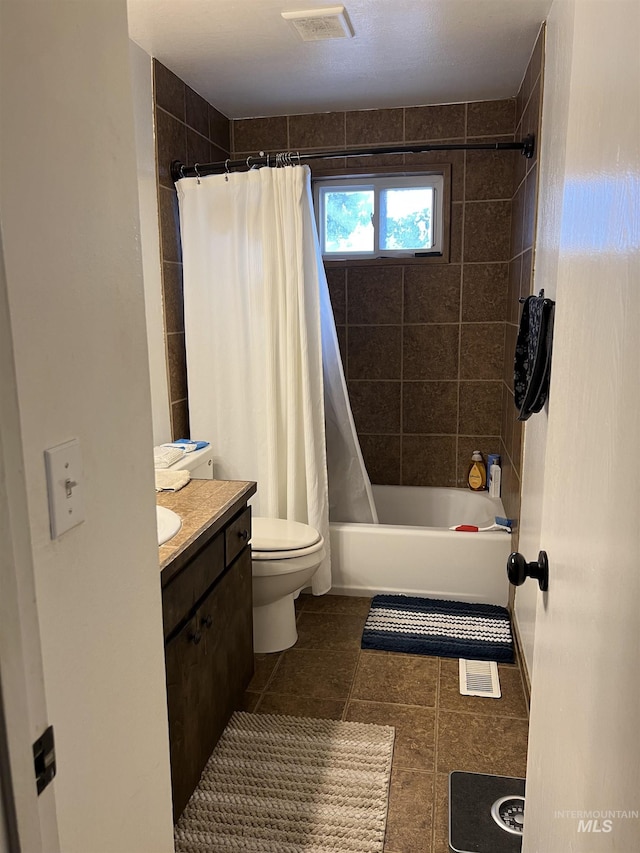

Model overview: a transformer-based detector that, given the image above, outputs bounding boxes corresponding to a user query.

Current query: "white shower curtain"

[176,165,376,595]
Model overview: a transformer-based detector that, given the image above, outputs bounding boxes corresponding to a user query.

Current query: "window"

[314,173,446,260]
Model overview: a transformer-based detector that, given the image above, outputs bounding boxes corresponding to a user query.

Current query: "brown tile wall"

[153,60,231,439]
[233,101,516,486]
[151,58,543,495]
[500,27,545,530]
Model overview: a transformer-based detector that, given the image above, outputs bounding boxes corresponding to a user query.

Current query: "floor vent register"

[459,658,501,698]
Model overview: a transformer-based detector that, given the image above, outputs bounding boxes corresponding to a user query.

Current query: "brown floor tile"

[266,648,359,700]
[437,711,528,777]
[352,652,438,707]
[247,652,281,691]
[298,592,372,617]
[385,769,434,853]
[346,700,435,772]
[255,693,345,720]
[438,660,528,718]
[236,691,260,712]
[432,773,450,853]
[294,611,366,651]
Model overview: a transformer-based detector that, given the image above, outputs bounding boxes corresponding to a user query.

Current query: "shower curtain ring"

[194,163,201,184]
[224,159,230,181]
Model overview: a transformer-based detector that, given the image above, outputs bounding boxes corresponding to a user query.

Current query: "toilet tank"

[166,446,214,479]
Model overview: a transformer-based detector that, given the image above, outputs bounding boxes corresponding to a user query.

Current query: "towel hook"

[519,288,546,304]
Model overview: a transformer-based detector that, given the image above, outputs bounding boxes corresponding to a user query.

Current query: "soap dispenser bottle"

[488,455,502,498]
[467,450,487,491]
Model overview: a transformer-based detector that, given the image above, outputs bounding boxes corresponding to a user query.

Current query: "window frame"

[312,164,451,266]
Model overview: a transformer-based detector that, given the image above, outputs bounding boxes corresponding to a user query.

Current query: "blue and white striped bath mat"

[361,595,514,662]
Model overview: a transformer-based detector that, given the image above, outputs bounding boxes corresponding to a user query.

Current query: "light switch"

[44,439,85,539]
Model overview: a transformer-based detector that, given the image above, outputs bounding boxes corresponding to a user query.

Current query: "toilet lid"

[251,517,321,551]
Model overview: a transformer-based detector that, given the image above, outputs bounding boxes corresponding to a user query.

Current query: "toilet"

[159,447,324,654]
[251,517,325,654]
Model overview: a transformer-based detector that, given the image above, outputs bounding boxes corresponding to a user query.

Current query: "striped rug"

[175,711,395,853]
[361,595,514,662]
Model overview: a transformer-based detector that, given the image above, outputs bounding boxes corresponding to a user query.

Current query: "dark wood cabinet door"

[215,547,254,721]
[165,611,209,821]
[164,545,254,821]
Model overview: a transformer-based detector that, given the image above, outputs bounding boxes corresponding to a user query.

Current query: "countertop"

[157,479,256,585]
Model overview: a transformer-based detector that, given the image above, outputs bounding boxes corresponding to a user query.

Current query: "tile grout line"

[257,651,285,702]
[432,657,442,852]
[455,107,468,486]
[399,266,405,484]
[341,645,362,722]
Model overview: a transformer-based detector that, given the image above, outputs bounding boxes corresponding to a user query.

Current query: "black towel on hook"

[514,291,556,421]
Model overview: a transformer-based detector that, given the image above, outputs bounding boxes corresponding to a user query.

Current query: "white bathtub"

[329,485,512,607]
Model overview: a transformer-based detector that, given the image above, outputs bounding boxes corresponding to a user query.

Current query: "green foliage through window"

[314,175,443,258]
[325,190,374,252]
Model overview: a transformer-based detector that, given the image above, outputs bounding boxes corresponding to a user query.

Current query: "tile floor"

[239,593,529,853]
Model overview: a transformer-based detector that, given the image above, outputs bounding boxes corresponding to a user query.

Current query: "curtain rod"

[171,133,535,181]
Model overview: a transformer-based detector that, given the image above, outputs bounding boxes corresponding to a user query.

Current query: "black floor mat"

[449,771,525,852]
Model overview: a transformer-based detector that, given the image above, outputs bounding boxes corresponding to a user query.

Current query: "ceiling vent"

[281,6,354,41]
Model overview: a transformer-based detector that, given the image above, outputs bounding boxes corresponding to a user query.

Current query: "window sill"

[323,251,450,268]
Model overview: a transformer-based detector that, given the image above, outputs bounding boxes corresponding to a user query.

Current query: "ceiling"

[127,0,552,119]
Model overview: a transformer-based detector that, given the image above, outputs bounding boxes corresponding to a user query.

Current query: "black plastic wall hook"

[521,133,536,159]
[507,551,549,591]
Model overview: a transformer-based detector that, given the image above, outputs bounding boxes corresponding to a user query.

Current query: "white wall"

[129,41,172,447]
[514,1,575,680]
[0,1,174,851]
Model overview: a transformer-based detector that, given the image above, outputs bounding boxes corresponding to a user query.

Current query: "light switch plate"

[44,439,85,539]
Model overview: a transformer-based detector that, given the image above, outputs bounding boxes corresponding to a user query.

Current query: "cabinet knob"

[238,529,249,542]
[507,551,549,591]
[188,630,202,645]
[201,615,213,629]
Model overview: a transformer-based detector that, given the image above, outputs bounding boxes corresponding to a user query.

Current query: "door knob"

[507,551,549,591]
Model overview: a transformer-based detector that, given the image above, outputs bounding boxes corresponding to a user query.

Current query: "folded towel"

[161,442,197,453]
[171,439,210,451]
[153,445,186,468]
[155,470,191,492]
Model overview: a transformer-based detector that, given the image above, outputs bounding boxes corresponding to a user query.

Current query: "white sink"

[156,505,182,545]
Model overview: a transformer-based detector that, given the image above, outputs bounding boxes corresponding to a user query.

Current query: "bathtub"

[329,485,512,607]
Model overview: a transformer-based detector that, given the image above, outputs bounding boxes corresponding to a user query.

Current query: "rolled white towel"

[153,445,185,468]
[155,470,191,492]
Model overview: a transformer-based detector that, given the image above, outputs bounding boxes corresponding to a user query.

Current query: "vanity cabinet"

[161,499,253,821]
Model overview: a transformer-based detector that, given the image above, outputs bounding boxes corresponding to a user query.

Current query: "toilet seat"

[249,517,325,653]
[251,517,323,561]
